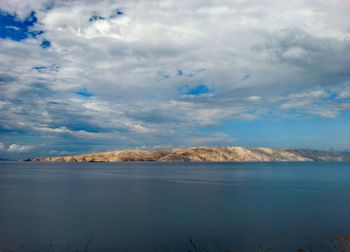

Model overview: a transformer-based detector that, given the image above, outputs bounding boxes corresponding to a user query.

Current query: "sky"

[1,0,350,159]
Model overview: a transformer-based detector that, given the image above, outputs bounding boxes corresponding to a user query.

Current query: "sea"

[1,161,350,252]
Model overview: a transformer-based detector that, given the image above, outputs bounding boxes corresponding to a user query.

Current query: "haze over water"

[1,162,350,251]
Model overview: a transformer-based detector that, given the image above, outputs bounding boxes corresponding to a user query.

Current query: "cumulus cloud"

[1,0,350,155]
[8,144,34,153]
[0,143,34,153]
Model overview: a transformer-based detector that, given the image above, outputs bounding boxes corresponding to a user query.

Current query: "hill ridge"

[30,147,350,162]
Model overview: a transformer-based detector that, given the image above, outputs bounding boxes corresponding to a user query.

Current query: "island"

[30,147,350,162]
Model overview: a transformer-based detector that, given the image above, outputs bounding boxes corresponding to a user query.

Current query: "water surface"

[1,162,350,251]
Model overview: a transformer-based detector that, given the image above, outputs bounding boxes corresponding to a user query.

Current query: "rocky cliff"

[30,147,350,162]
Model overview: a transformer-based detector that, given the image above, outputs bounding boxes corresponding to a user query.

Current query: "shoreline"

[29,146,350,163]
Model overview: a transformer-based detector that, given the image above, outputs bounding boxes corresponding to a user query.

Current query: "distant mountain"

[30,147,350,162]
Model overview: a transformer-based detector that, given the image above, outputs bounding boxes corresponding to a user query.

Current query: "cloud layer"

[0,142,34,153]
[1,0,350,158]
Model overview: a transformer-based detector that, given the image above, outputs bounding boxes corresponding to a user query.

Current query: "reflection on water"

[0,161,350,251]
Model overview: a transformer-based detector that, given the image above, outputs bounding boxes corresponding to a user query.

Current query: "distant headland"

[30,147,350,162]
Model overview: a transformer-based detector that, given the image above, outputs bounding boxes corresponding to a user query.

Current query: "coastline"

[29,146,350,163]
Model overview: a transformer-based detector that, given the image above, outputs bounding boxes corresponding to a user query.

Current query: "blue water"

[0,162,350,251]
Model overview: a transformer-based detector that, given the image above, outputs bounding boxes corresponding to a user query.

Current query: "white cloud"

[0,143,34,153]
[336,82,350,98]
[7,144,34,153]
[35,126,111,139]
[248,96,261,102]
[283,47,308,60]
[278,88,347,118]
[1,0,350,154]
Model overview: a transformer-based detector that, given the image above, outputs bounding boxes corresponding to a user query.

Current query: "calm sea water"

[1,162,350,251]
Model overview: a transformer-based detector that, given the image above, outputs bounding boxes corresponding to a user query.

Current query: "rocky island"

[30,147,350,162]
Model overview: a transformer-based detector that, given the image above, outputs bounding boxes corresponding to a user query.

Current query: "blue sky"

[1,0,350,159]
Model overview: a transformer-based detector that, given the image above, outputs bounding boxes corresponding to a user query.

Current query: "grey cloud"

[260,28,350,80]
[1,0,350,157]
